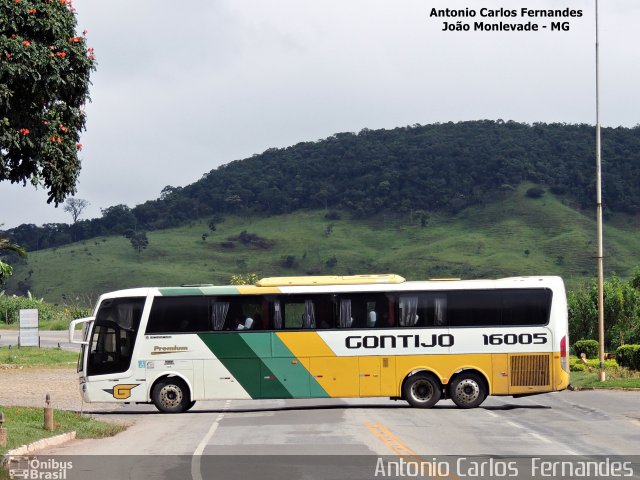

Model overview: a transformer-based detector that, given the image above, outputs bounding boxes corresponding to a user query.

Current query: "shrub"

[324,211,341,221]
[280,255,298,269]
[569,357,586,372]
[0,295,91,327]
[573,339,599,359]
[616,345,640,370]
[525,187,545,199]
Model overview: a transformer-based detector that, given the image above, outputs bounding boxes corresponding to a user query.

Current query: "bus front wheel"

[449,372,487,409]
[403,373,441,408]
[152,378,191,413]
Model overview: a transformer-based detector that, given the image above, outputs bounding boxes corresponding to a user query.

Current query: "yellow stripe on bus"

[235,286,281,294]
[276,332,336,358]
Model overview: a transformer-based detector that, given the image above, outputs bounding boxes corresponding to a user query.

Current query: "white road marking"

[528,431,552,444]
[191,400,231,480]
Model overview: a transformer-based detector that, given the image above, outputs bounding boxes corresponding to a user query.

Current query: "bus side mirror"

[69,317,94,344]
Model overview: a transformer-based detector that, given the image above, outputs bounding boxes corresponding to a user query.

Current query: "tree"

[0,0,96,204]
[63,197,89,223]
[0,236,27,284]
[100,205,136,234]
[129,232,148,254]
[568,273,640,349]
[414,210,429,228]
[632,267,640,291]
[229,273,259,285]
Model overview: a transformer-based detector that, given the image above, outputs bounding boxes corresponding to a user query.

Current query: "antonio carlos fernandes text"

[373,458,634,477]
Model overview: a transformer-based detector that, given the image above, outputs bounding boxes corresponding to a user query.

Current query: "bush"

[0,295,91,328]
[569,358,586,372]
[616,345,640,370]
[280,255,298,269]
[525,187,545,199]
[573,339,599,359]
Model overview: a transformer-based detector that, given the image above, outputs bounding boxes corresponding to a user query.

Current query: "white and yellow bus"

[70,275,569,413]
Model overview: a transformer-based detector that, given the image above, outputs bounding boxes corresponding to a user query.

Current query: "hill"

[5,120,640,252]
[6,184,640,303]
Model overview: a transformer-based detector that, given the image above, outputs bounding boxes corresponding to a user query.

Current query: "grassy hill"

[7,184,640,304]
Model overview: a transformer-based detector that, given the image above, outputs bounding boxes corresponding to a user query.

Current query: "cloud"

[1,0,637,228]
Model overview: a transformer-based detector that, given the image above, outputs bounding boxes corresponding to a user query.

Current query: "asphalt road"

[0,329,79,351]
[32,390,640,480]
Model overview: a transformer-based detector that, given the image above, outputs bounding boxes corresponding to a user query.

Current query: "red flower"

[59,124,68,133]
[28,8,36,13]
[76,143,83,150]
[23,40,31,47]
[49,136,56,142]
[56,51,67,58]
[19,128,30,135]
[5,54,11,59]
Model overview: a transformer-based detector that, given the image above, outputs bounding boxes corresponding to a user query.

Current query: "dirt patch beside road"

[0,367,113,411]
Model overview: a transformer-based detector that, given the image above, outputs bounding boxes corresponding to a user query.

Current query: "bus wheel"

[152,378,190,413]
[403,373,441,408]
[449,372,486,409]
[184,401,196,412]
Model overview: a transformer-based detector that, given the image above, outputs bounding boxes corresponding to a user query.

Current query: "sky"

[1,0,639,229]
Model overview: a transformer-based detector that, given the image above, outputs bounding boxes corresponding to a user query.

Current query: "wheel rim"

[159,384,183,409]
[454,378,480,405]
[411,379,434,403]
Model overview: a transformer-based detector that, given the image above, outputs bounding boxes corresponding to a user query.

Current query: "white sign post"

[19,309,39,347]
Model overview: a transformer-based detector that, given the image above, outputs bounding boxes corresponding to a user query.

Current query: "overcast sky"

[1,0,638,229]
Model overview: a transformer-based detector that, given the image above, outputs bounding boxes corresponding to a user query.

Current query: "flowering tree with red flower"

[0,0,96,205]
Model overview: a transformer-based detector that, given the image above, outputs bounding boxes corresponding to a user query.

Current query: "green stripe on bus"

[198,333,291,399]
[158,286,241,296]
[198,333,329,399]
[269,334,329,398]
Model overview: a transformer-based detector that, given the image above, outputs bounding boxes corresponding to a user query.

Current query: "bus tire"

[449,372,486,409]
[184,401,196,412]
[403,373,441,408]
[152,378,191,413]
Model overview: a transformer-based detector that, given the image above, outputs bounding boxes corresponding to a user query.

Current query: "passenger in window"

[179,319,190,332]
[318,318,331,329]
[237,317,253,330]
[367,311,377,328]
[228,315,243,330]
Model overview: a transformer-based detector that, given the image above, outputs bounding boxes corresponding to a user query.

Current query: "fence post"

[44,394,54,431]
[0,411,6,448]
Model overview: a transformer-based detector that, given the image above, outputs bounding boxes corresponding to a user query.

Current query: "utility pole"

[595,0,606,381]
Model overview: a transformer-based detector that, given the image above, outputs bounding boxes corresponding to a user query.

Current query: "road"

[0,329,79,351]
[28,390,640,480]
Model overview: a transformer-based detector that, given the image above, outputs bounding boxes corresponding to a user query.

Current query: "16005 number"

[482,333,547,345]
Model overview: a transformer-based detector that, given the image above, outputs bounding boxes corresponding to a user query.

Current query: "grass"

[570,356,640,389]
[5,184,640,303]
[0,406,125,456]
[0,347,78,368]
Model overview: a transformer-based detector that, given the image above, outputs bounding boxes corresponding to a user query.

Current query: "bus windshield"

[87,297,145,376]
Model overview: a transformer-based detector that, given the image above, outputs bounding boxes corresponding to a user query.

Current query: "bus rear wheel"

[449,372,486,409]
[152,378,191,413]
[403,373,441,408]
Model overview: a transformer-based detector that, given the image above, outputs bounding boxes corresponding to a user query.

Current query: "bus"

[69,274,569,413]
